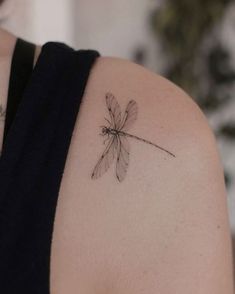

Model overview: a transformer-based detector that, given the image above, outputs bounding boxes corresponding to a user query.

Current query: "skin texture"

[0,28,234,293]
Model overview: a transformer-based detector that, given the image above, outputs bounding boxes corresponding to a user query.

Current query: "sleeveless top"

[0,38,100,293]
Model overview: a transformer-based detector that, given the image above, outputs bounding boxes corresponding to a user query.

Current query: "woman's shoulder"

[50,55,234,293]
[87,55,215,143]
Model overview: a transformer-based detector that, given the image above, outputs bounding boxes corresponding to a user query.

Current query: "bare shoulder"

[87,55,216,145]
[50,56,234,294]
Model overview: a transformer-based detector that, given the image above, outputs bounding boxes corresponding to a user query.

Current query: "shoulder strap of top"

[2,38,36,148]
[0,41,100,292]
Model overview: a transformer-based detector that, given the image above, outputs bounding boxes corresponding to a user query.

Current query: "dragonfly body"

[91,92,176,182]
[102,126,176,158]
[102,126,119,136]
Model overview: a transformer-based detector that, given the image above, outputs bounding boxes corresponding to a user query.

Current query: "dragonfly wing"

[116,135,130,182]
[119,100,138,131]
[106,92,122,129]
[91,135,118,180]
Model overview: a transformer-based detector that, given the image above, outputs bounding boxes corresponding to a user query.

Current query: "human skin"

[0,27,234,293]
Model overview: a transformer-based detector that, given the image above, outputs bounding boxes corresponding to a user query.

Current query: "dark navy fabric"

[2,38,36,148]
[0,39,100,293]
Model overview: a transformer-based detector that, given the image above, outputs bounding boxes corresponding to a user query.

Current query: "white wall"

[73,0,164,70]
[1,0,32,40]
[72,0,161,67]
[30,0,74,45]
[1,0,163,70]
[1,0,74,45]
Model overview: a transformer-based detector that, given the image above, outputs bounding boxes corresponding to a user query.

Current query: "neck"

[0,27,41,67]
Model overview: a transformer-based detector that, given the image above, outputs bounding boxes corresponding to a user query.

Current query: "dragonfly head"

[100,126,109,136]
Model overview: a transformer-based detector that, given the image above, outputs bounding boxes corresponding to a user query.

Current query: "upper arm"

[50,56,234,294]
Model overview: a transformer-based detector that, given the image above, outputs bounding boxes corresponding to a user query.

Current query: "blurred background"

[1,0,235,271]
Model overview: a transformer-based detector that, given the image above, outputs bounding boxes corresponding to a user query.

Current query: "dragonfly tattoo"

[0,104,5,122]
[91,92,176,182]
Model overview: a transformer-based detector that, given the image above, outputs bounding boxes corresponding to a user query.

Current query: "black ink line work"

[91,92,176,182]
[0,104,6,122]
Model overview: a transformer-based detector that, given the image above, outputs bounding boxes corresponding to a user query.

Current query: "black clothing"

[0,38,100,293]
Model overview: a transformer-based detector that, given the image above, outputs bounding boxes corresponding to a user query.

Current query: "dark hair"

[0,0,5,5]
